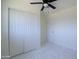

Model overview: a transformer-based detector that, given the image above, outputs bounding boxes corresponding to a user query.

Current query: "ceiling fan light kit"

[44,4,48,7]
[30,0,57,11]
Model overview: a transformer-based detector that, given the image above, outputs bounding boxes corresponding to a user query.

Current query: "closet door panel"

[9,9,24,56]
[23,14,40,52]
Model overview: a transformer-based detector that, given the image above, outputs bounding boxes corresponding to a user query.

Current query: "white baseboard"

[1,56,11,59]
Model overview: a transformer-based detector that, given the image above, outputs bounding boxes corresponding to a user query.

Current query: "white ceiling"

[8,0,76,14]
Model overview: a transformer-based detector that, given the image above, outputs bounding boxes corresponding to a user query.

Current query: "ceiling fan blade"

[42,0,57,3]
[41,6,44,11]
[52,0,57,2]
[30,2,43,4]
[48,4,56,9]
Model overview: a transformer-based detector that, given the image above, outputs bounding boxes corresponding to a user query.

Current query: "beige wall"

[47,6,77,51]
[40,12,47,46]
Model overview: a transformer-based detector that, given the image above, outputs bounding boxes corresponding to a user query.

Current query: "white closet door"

[23,13,40,52]
[9,9,24,56]
[9,9,40,56]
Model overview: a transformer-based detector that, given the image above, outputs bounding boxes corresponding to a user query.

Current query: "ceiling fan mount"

[30,0,57,11]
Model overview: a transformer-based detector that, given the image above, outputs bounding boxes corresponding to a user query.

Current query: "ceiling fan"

[30,0,57,11]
